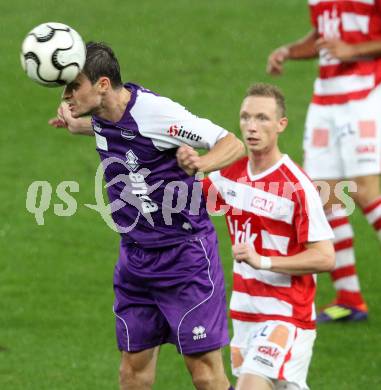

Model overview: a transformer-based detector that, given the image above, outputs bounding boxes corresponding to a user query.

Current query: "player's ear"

[97,76,111,93]
[277,117,288,134]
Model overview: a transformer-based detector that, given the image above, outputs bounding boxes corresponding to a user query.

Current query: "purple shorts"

[113,231,229,355]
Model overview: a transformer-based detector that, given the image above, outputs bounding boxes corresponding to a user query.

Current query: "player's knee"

[191,370,217,390]
[119,362,155,389]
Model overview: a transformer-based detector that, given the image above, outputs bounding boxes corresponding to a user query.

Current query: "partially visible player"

[198,83,334,389]
[49,42,245,390]
[267,0,381,322]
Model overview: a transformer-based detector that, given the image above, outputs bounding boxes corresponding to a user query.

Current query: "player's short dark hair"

[246,83,286,118]
[83,42,123,89]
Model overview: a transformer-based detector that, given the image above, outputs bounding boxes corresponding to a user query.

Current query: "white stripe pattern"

[342,12,369,33]
[332,224,353,244]
[261,230,290,255]
[314,74,375,95]
[334,276,360,292]
[335,248,356,268]
[230,292,293,317]
[208,171,296,224]
[365,206,381,224]
[234,261,291,287]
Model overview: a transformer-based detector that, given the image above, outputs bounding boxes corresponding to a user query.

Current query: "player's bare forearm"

[197,133,245,173]
[270,240,335,275]
[66,117,94,135]
[318,39,381,61]
[48,102,94,136]
[267,29,319,75]
[233,240,334,276]
[286,29,320,60]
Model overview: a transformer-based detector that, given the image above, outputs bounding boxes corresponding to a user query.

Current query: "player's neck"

[96,87,131,123]
[249,147,283,175]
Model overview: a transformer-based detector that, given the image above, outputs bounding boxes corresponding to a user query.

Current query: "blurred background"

[1,0,380,388]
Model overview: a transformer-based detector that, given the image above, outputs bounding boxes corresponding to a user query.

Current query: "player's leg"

[303,102,368,321]
[233,321,314,390]
[343,87,381,241]
[316,179,368,322]
[113,243,172,389]
[236,373,274,390]
[352,174,381,241]
[153,231,232,389]
[119,347,159,390]
[184,349,231,390]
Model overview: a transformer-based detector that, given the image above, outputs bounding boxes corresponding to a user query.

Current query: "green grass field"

[1,0,380,388]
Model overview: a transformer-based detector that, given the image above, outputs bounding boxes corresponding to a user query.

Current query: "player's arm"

[232,240,335,276]
[48,102,94,136]
[267,29,320,75]
[176,133,245,175]
[316,38,381,62]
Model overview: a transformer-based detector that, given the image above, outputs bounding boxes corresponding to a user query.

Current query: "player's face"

[62,73,101,118]
[239,96,287,154]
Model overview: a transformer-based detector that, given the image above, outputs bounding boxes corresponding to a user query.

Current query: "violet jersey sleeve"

[130,89,228,151]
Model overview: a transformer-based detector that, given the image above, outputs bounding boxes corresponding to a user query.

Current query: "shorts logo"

[125,150,139,172]
[359,121,376,138]
[258,346,281,360]
[167,125,202,142]
[356,144,376,154]
[312,128,329,147]
[192,326,207,340]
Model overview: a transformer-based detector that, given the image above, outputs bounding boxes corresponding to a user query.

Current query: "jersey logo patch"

[167,124,202,142]
[125,150,139,172]
[121,129,136,140]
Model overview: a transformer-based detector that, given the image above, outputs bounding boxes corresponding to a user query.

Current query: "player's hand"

[267,46,290,75]
[232,243,261,269]
[48,102,93,135]
[48,102,71,129]
[176,144,201,176]
[316,38,356,61]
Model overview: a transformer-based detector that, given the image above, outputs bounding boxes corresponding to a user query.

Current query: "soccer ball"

[20,22,86,87]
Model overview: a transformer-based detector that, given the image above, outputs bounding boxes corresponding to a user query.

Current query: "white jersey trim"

[130,90,228,151]
[230,292,293,317]
[261,230,290,255]
[342,12,370,34]
[278,159,334,243]
[314,74,375,96]
[234,261,292,287]
[208,170,296,225]
[247,154,288,182]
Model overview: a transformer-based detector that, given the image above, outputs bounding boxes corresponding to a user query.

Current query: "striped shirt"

[309,0,381,104]
[203,155,333,329]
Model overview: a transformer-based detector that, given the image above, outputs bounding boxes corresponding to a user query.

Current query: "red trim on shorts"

[334,238,353,252]
[230,310,316,330]
[331,265,357,281]
[312,89,371,105]
[278,328,297,381]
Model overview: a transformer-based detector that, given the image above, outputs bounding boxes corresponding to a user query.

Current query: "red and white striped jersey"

[203,155,333,329]
[309,0,381,105]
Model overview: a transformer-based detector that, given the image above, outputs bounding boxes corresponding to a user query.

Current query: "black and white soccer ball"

[20,22,86,87]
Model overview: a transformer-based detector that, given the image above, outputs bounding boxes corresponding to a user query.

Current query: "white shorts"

[303,84,381,180]
[230,320,316,390]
